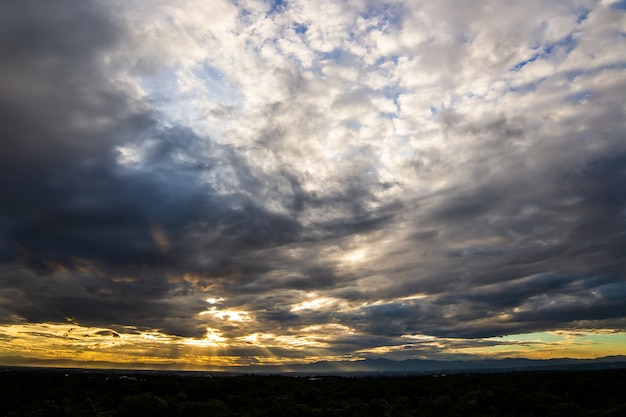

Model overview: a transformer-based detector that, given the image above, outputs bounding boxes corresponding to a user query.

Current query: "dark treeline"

[1,368,625,416]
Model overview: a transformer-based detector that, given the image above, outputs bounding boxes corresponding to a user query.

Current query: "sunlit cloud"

[182,328,227,347]
[0,0,625,369]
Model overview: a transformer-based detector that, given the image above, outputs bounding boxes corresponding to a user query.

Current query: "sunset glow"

[1,0,625,370]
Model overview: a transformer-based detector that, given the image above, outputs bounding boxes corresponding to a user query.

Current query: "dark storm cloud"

[0,0,307,337]
[0,0,394,340]
[0,263,206,336]
[1,0,625,363]
[223,104,625,343]
[232,133,626,342]
[0,0,151,262]
[337,142,626,338]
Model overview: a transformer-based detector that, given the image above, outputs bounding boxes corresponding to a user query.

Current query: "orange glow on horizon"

[1,321,624,370]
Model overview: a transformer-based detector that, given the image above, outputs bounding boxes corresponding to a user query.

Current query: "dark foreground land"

[1,368,625,416]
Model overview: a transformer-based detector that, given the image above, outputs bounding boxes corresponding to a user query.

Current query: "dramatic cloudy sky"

[1,0,625,369]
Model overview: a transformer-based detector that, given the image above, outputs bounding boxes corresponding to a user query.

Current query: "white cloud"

[2,0,625,364]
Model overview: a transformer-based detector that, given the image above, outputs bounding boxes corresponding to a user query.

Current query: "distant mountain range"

[240,355,626,375]
[2,355,626,375]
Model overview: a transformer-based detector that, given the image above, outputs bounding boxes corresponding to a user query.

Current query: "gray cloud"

[0,0,625,364]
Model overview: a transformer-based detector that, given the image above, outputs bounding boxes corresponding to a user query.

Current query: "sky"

[0,0,625,370]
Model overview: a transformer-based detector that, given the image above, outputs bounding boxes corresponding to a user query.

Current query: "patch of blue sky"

[231,0,255,22]
[200,62,224,82]
[544,34,576,55]
[510,54,534,70]
[511,34,577,72]
[360,2,402,28]
[139,71,175,91]
[293,22,308,34]
[136,68,180,108]
[381,84,402,101]
[268,0,288,15]
[304,48,345,78]
[497,332,566,343]
[193,62,239,105]
[379,112,397,120]
[348,3,402,51]
[319,48,343,61]
[506,77,547,94]
[611,0,626,11]
[238,8,254,25]
[576,332,626,346]
[374,55,399,67]
[563,90,592,103]
[575,7,590,23]
[136,68,205,131]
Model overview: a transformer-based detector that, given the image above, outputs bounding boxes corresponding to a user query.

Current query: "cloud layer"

[1,0,625,366]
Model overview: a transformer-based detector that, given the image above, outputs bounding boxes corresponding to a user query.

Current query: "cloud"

[0,0,625,366]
